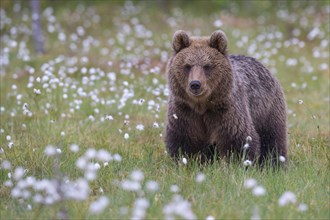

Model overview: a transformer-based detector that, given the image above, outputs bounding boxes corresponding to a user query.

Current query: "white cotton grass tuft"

[243,143,250,149]
[44,145,57,156]
[278,191,297,206]
[251,206,261,220]
[136,124,144,131]
[145,180,159,192]
[182,157,187,165]
[252,185,266,197]
[131,197,150,220]
[13,167,25,180]
[243,178,257,189]
[163,194,196,220]
[279,155,286,162]
[130,170,144,182]
[205,215,215,220]
[120,179,141,192]
[88,196,109,214]
[70,144,79,153]
[243,160,252,166]
[1,160,12,170]
[170,185,180,193]
[297,203,308,212]
[195,172,206,183]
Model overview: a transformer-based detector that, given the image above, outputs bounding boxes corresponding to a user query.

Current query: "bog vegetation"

[0,1,329,219]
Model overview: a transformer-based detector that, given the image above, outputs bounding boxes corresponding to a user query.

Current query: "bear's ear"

[172,30,190,53]
[209,30,228,55]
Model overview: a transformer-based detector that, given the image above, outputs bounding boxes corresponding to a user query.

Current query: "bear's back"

[229,55,284,128]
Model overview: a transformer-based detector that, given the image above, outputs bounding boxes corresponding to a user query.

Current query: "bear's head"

[168,30,233,110]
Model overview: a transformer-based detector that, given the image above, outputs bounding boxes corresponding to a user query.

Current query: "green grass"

[0,1,329,219]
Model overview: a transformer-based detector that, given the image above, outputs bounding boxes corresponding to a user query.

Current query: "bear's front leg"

[165,107,207,160]
[165,123,206,159]
[210,124,261,164]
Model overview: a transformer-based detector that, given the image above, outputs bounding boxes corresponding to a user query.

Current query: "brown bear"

[165,30,287,166]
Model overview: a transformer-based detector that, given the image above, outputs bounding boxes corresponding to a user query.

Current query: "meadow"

[0,1,329,219]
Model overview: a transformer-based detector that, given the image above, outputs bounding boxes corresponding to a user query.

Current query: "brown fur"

[165,30,288,166]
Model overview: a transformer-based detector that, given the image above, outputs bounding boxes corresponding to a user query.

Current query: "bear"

[165,30,288,166]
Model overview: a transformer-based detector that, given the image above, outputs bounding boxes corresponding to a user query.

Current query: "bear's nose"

[190,80,201,90]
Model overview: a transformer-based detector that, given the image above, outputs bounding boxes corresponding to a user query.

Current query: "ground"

[0,1,329,219]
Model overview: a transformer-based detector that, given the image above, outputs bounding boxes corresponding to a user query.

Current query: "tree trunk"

[30,0,44,54]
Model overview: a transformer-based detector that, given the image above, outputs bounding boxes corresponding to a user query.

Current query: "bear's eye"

[203,65,211,71]
[183,64,192,73]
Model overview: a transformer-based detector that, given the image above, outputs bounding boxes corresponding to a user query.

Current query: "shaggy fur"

[165,30,288,165]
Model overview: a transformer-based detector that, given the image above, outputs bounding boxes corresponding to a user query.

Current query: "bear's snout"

[188,66,206,97]
[190,80,201,91]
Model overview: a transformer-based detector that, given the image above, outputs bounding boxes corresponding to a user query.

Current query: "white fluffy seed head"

[252,185,266,196]
[278,191,297,206]
[243,178,257,189]
[243,160,252,166]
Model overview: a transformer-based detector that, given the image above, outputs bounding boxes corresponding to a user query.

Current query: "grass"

[0,1,329,219]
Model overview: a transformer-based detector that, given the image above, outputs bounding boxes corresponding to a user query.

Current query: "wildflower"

[13,167,25,180]
[243,143,250,149]
[33,88,41,94]
[6,135,11,141]
[213,19,223,28]
[94,163,101,170]
[136,124,144,131]
[170,185,180,193]
[246,136,252,142]
[153,122,159,128]
[60,131,65,136]
[1,160,11,169]
[243,178,257,189]
[173,114,178,119]
[279,156,286,162]
[131,198,150,220]
[298,99,303,105]
[96,149,112,161]
[130,170,144,182]
[4,180,13,187]
[145,180,159,192]
[278,191,297,206]
[182,157,187,165]
[124,133,129,140]
[297,203,308,212]
[76,157,87,169]
[252,185,266,196]
[195,172,206,183]
[105,115,113,120]
[206,216,215,220]
[70,144,79,153]
[113,154,122,162]
[163,195,196,220]
[44,145,57,156]
[243,160,252,166]
[85,148,97,159]
[8,142,14,148]
[251,206,261,220]
[89,196,109,214]
[99,187,104,194]
[120,180,141,191]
